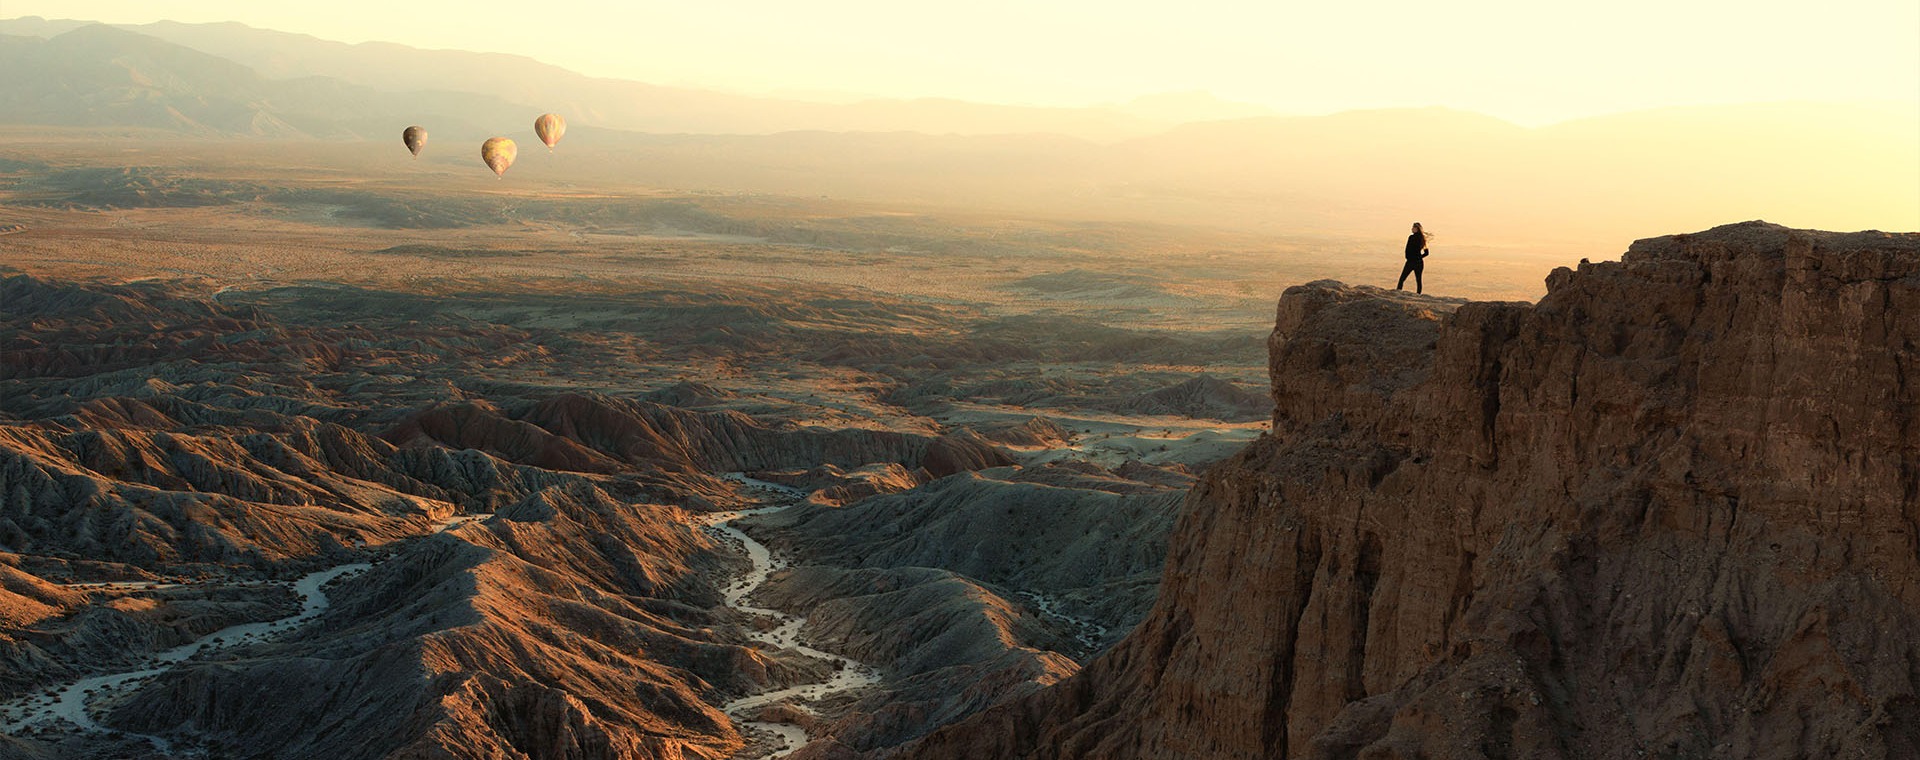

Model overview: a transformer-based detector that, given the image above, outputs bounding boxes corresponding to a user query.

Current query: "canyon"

[0,156,1263,757]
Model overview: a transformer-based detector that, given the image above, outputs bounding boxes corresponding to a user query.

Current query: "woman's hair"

[1412,222,1431,242]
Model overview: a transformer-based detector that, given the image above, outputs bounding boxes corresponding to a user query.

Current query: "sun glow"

[4,0,1915,126]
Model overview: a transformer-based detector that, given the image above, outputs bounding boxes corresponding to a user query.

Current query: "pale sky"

[5,0,1917,125]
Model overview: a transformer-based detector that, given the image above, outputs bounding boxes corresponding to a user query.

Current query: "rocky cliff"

[900,222,1920,759]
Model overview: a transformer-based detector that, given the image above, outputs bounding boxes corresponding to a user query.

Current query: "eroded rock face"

[900,222,1920,759]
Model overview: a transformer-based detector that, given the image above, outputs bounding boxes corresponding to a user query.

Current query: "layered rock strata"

[902,222,1920,759]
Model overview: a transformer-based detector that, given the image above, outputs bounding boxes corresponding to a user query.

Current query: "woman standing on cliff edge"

[1397,222,1431,293]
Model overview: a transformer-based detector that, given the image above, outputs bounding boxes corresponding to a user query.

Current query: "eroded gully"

[0,512,490,753]
[708,474,881,759]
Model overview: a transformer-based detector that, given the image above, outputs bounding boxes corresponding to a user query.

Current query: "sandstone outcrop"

[901,222,1920,759]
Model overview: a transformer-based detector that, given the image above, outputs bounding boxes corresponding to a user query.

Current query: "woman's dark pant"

[1397,259,1424,293]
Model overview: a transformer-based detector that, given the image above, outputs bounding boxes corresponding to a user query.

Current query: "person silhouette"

[1396,222,1431,293]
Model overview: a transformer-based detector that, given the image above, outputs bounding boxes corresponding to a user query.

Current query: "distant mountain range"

[0,23,528,138]
[0,17,1245,140]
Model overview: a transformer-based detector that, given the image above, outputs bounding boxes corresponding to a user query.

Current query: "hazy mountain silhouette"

[0,16,1170,140]
[1112,91,1278,122]
[0,24,526,137]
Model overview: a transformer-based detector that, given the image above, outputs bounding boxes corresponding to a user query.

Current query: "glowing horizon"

[3,1,1916,127]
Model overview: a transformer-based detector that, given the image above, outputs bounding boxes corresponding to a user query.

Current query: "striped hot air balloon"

[534,113,566,152]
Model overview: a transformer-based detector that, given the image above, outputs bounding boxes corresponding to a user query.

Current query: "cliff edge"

[899,222,1920,759]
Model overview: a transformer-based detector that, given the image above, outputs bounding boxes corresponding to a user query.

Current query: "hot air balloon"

[402,126,427,158]
[533,113,566,152]
[481,137,517,178]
